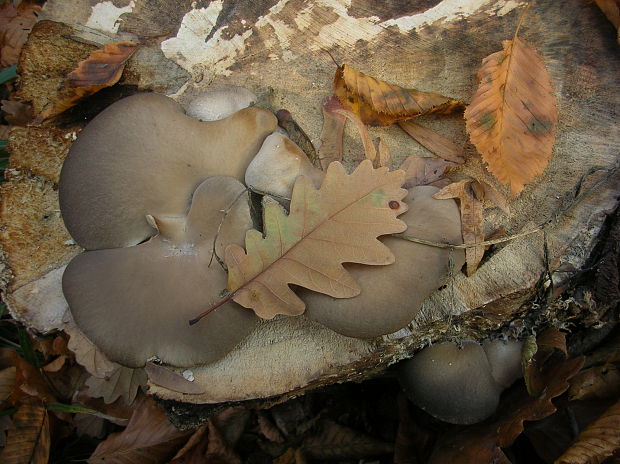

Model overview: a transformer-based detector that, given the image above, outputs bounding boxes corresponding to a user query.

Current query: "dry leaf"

[85,366,146,405]
[0,415,12,447]
[434,179,484,275]
[377,138,391,168]
[317,96,346,170]
[0,399,50,464]
[537,326,568,357]
[555,398,620,464]
[0,3,40,68]
[477,179,510,215]
[64,312,118,379]
[205,420,242,464]
[331,108,377,162]
[168,425,208,463]
[428,355,584,464]
[89,394,191,464]
[398,120,465,164]
[145,362,205,395]
[400,155,456,189]
[465,36,558,195]
[258,411,285,443]
[34,41,139,124]
[216,160,406,319]
[301,418,393,460]
[595,0,620,44]
[276,109,319,168]
[1,100,33,126]
[0,366,16,402]
[334,64,464,126]
[569,364,620,401]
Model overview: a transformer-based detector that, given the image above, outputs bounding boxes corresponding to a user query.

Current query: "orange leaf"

[433,179,484,276]
[555,398,620,464]
[334,64,465,126]
[0,399,50,464]
[398,120,465,164]
[33,41,139,124]
[211,161,407,320]
[465,36,558,195]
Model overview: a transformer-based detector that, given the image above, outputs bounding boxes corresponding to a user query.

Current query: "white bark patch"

[161,0,520,76]
[85,0,136,33]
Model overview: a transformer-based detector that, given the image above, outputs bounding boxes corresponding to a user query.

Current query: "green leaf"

[18,328,39,367]
[0,65,17,85]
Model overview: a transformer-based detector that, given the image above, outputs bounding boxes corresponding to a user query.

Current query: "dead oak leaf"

[0,398,50,464]
[334,64,465,126]
[555,398,620,464]
[88,394,191,464]
[465,36,558,195]
[201,160,407,320]
[33,41,139,124]
[84,366,146,405]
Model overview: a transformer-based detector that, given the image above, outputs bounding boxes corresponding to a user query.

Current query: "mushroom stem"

[188,292,236,326]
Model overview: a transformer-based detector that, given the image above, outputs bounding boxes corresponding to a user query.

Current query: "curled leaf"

[334,64,464,126]
[202,160,407,320]
[465,36,558,194]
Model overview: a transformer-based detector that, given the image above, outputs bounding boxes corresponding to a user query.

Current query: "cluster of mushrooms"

[59,88,523,424]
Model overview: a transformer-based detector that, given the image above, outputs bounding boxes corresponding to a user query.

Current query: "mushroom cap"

[303,185,464,338]
[483,339,523,389]
[62,176,258,368]
[59,93,277,251]
[245,132,325,199]
[398,341,502,424]
[185,86,257,121]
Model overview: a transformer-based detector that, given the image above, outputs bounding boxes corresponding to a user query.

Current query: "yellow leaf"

[0,399,50,464]
[465,36,558,195]
[221,160,407,319]
[334,64,464,127]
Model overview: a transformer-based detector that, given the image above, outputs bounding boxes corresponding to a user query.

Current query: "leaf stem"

[188,291,236,326]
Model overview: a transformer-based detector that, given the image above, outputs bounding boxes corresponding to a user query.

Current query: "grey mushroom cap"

[303,185,464,338]
[483,339,524,389]
[62,176,258,368]
[59,93,277,251]
[398,341,502,424]
[185,86,257,121]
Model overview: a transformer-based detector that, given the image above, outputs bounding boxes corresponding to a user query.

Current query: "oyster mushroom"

[302,185,464,338]
[59,92,277,251]
[398,339,524,424]
[185,86,258,121]
[62,176,256,368]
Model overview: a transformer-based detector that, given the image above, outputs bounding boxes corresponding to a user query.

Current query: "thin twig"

[209,188,250,270]
[394,227,541,249]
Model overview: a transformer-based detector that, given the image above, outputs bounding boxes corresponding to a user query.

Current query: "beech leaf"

[219,160,407,320]
[33,41,139,124]
[334,64,465,126]
[88,394,191,464]
[0,399,50,464]
[555,398,620,464]
[465,36,558,195]
[398,120,465,164]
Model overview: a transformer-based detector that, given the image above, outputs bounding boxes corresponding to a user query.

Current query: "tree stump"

[1,0,618,423]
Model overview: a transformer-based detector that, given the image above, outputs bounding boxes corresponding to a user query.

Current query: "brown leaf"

[0,399,50,464]
[555,398,620,464]
[10,351,57,405]
[88,394,191,464]
[569,364,620,401]
[0,3,40,68]
[394,392,433,464]
[41,355,67,373]
[301,418,393,460]
[595,0,620,44]
[400,155,455,189]
[434,179,484,275]
[477,179,510,215]
[428,356,584,464]
[465,36,558,195]
[334,64,465,126]
[398,120,465,164]
[145,363,205,395]
[64,313,118,379]
[331,108,377,162]
[537,327,568,357]
[0,415,12,447]
[33,41,139,124]
[169,425,207,463]
[0,366,16,402]
[84,366,146,405]
[377,138,391,168]
[209,160,406,320]
[258,411,285,443]
[317,96,346,170]
[205,420,242,464]
[211,407,251,447]
[276,109,319,168]
[1,100,33,126]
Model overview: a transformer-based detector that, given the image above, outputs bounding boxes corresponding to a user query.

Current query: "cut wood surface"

[1,0,619,411]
